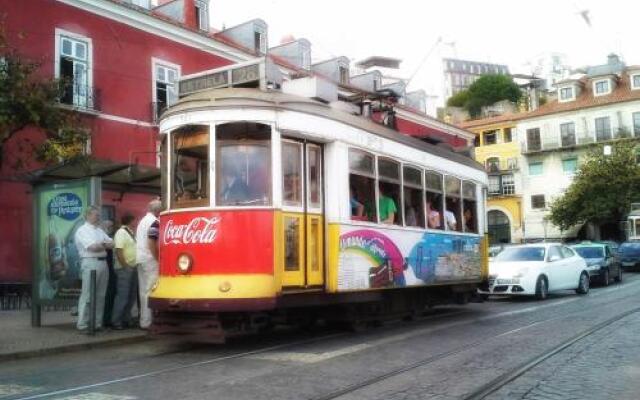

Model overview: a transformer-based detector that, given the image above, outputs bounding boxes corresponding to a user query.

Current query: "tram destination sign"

[179,64,261,97]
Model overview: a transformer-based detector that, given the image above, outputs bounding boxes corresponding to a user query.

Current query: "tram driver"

[221,166,250,204]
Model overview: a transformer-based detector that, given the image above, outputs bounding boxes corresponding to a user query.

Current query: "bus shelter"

[25,157,161,326]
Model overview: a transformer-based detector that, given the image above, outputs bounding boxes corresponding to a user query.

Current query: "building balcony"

[485,159,519,173]
[59,83,101,113]
[523,129,640,154]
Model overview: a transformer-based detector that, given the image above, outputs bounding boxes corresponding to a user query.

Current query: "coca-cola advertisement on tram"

[33,179,97,301]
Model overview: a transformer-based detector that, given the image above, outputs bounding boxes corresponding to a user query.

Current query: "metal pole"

[89,269,96,335]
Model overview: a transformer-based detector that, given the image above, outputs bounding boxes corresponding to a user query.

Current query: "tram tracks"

[6,308,468,400]
[462,306,640,400]
[310,286,640,400]
[8,280,640,400]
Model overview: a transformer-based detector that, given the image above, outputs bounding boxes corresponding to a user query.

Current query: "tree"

[446,90,469,108]
[548,141,640,232]
[0,24,88,170]
[448,74,522,117]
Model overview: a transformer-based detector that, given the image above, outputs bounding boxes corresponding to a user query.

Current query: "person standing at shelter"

[136,199,162,330]
[74,206,114,332]
[101,219,116,328]
[111,213,137,329]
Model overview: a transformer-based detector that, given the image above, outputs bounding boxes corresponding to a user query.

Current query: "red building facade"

[0,0,252,282]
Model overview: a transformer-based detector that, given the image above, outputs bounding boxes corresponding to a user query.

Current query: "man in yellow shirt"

[111,213,138,329]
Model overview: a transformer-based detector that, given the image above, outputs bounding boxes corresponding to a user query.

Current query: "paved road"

[2,274,640,400]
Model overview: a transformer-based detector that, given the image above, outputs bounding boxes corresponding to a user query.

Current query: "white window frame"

[558,86,575,102]
[631,74,640,90]
[301,47,311,70]
[594,116,612,141]
[254,28,267,54]
[593,78,611,96]
[501,174,515,195]
[194,0,209,31]
[54,28,93,106]
[151,57,181,107]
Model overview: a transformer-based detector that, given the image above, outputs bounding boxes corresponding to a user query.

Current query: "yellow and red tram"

[150,78,488,341]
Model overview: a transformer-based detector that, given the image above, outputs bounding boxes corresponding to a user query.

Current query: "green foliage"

[446,90,469,107]
[548,141,640,231]
[0,25,88,170]
[448,74,522,117]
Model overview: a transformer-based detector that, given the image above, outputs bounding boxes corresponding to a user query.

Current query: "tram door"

[281,140,324,288]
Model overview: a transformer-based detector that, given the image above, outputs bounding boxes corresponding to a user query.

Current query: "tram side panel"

[327,223,483,293]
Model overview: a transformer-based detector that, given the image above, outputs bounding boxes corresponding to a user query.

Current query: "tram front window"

[172,125,210,209]
[216,123,271,206]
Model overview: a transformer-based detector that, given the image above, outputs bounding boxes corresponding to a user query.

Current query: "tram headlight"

[177,253,193,274]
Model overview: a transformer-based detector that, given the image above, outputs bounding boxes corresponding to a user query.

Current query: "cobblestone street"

[487,307,640,400]
[2,275,640,400]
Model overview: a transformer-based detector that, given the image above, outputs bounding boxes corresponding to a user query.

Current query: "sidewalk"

[0,309,149,361]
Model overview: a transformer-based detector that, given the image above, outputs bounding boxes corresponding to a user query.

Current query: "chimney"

[608,53,620,66]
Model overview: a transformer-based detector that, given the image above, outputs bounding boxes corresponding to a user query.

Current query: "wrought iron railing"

[59,83,101,112]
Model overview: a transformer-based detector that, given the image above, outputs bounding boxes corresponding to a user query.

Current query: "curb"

[0,333,151,362]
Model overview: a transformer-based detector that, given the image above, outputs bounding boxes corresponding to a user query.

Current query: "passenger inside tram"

[348,174,375,221]
[350,187,364,218]
[426,195,443,229]
[444,198,460,231]
[375,183,397,224]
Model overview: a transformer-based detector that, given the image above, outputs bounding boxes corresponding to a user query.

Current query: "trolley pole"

[89,269,96,336]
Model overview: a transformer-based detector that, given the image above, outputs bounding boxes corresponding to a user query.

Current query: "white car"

[479,243,590,300]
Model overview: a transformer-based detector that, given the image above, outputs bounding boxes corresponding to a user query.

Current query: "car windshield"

[573,247,604,259]
[494,247,545,262]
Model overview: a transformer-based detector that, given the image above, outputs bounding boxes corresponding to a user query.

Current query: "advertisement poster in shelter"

[33,179,99,302]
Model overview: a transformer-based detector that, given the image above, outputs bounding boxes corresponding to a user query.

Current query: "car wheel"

[576,272,590,295]
[601,269,610,286]
[615,268,623,283]
[535,276,548,300]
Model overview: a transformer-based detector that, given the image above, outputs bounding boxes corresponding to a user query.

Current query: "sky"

[210,0,640,105]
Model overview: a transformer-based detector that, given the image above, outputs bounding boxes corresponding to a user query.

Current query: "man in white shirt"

[136,199,162,329]
[444,209,458,231]
[74,206,114,331]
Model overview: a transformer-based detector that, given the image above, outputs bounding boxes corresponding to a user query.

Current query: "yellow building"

[460,116,523,244]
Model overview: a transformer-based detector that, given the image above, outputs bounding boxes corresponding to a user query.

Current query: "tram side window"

[377,158,401,225]
[216,122,271,206]
[172,125,210,209]
[462,181,477,233]
[348,149,375,222]
[445,175,462,232]
[425,171,444,230]
[282,141,303,207]
[403,166,425,228]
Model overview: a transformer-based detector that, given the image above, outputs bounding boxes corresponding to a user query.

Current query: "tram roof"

[161,88,484,172]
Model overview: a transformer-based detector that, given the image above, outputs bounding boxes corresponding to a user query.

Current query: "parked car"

[618,241,640,270]
[598,240,620,254]
[488,244,509,260]
[479,243,590,300]
[570,242,622,286]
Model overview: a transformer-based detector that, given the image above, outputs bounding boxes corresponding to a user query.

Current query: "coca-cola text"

[163,217,220,245]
